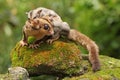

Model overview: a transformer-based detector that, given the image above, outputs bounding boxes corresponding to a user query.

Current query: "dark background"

[0,0,120,79]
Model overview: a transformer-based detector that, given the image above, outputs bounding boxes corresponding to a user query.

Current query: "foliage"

[0,0,120,76]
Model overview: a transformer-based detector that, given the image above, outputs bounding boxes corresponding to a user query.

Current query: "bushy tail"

[68,29,100,72]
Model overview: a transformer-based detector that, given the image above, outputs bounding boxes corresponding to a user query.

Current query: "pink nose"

[49,31,54,35]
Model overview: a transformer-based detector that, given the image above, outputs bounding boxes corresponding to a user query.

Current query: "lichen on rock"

[10,39,87,77]
[0,67,30,80]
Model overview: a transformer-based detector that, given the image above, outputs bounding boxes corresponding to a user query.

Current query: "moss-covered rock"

[7,55,120,80]
[10,39,120,80]
[63,55,120,80]
[10,40,87,77]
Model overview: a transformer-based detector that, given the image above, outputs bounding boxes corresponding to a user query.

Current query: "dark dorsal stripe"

[42,17,53,27]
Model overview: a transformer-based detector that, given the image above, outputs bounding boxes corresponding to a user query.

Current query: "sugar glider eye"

[44,24,49,30]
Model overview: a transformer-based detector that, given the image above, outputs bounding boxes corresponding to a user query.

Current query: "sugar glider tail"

[68,29,100,72]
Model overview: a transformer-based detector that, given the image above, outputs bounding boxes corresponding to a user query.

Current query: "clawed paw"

[28,44,39,49]
[20,40,28,47]
[46,39,54,44]
[38,41,43,45]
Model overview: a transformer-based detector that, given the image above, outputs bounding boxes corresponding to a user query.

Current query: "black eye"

[44,24,49,30]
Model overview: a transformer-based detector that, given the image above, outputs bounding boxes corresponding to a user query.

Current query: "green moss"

[64,68,120,80]
[11,40,84,76]
[63,55,120,80]
[28,36,36,44]
[10,39,120,79]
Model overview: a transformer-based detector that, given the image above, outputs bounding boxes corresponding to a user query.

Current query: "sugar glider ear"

[26,12,30,20]
[26,10,33,19]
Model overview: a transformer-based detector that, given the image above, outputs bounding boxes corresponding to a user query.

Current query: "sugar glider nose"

[49,31,54,35]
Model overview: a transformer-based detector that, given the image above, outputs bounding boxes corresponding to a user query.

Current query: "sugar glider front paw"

[28,44,39,49]
[46,39,54,44]
[20,40,28,47]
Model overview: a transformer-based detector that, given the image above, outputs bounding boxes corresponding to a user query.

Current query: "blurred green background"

[0,0,120,78]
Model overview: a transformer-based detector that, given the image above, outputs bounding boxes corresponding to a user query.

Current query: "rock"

[1,55,120,80]
[31,56,120,80]
[10,40,87,77]
[10,39,120,80]
[8,67,30,80]
[0,67,30,80]
[63,55,120,80]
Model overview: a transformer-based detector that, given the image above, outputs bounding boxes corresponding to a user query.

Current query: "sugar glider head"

[24,17,54,36]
